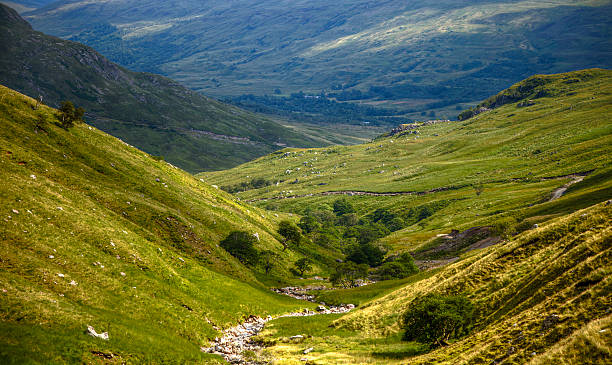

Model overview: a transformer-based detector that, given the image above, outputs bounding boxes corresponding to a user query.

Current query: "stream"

[202,287,355,364]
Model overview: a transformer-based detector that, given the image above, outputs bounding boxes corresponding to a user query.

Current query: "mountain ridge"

[0,4,324,173]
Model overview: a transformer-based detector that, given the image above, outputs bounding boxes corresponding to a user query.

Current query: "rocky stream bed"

[202,287,355,364]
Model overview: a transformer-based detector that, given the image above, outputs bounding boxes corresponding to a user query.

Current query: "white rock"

[303,347,314,354]
[120,272,126,277]
[49,255,54,259]
[87,325,109,340]
[69,280,78,286]
[57,273,65,278]
[30,174,36,179]
[178,257,185,262]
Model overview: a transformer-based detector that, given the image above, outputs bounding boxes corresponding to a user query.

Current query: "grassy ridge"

[256,200,611,364]
[0,85,320,363]
[202,69,612,252]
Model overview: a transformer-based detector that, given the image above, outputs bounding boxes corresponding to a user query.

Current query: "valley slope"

[0,85,323,363]
[0,4,324,173]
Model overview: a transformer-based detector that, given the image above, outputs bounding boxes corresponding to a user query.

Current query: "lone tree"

[294,258,312,277]
[56,101,85,129]
[219,231,260,266]
[278,220,302,249]
[401,293,474,347]
[260,250,279,275]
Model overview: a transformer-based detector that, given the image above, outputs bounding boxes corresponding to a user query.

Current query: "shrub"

[294,258,312,276]
[56,100,84,129]
[401,294,474,346]
[330,262,369,288]
[346,241,386,267]
[219,231,260,266]
[376,253,418,280]
[333,198,355,216]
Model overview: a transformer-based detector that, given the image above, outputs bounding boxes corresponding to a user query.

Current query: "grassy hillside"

[0,85,326,363]
[255,200,611,364]
[24,0,612,118]
[0,4,323,173]
[203,69,612,254]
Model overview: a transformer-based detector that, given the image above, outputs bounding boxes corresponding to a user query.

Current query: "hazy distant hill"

[0,4,325,173]
[24,0,612,114]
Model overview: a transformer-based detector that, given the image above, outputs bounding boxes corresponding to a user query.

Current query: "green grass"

[312,269,440,307]
[0,85,325,363]
[255,200,611,364]
[203,69,612,252]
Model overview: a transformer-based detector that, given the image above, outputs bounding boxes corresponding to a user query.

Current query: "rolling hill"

[202,68,612,254]
[0,84,328,363]
[0,4,324,173]
[22,0,612,117]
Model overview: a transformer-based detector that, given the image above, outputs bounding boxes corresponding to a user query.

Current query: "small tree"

[330,262,369,288]
[219,231,260,266]
[260,250,279,275]
[278,220,302,248]
[294,258,312,277]
[56,100,85,129]
[401,294,474,347]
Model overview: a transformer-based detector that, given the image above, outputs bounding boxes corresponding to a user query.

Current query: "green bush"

[401,294,474,346]
[219,231,260,266]
[376,253,418,280]
[333,198,355,216]
[278,220,302,246]
[330,262,369,288]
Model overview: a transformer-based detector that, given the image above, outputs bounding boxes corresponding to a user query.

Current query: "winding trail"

[548,175,585,202]
[202,287,355,364]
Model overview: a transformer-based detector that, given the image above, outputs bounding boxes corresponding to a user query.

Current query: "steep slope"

[0,4,323,173]
[23,1,612,112]
[0,85,317,363]
[256,201,611,364]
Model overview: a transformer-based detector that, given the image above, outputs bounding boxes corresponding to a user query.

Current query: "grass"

[255,200,611,364]
[203,69,612,252]
[0,85,325,363]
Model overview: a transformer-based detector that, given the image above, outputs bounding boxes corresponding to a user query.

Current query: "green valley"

[22,0,612,119]
[0,4,325,173]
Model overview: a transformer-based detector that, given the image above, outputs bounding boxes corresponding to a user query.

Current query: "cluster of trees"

[221,177,273,194]
[228,94,407,126]
[219,226,312,277]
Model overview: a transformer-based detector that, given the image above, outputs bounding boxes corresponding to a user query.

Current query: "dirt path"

[202,287,355,364]
[549,175,585,202]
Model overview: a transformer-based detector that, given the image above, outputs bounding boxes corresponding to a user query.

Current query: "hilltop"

[22,0,612,118]
[0,85,336,363]
[0,4,324,173]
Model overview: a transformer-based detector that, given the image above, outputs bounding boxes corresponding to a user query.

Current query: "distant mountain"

[23,0,612,113]
[0,4,323,173]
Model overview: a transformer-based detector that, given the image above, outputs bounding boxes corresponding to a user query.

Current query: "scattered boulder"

[303,347,314,354]
[86,325,109,340]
